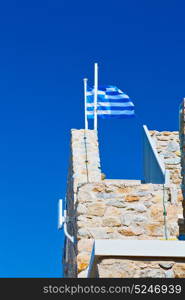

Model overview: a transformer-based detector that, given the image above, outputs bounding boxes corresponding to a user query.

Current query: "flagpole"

[83,78,88,130]
[94,63,98,131]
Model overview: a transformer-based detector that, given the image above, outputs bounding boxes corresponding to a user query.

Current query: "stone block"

[118,225,144,236]
[166,141,179,152]
[65,127,185,278]
[133,215,147,224]
[129,203,147,212]
[178,191,183,201]
[140,269,165,278]
[145,223,163,237]
[88,228,109,239]
[77,239,93,253]
[116,187,132,193]
[150,205,164,222]
[125,195,140,202]
[162,131,172,136]
[78,228,91,238]
[167,205,179,221]
[78,269,88,278]
[77,204,88,215]
[159,262,174,269]
[106,199,126,208]
[121,214,133,226]
[165,158,180,165]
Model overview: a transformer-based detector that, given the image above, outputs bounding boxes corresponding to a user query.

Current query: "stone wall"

[63,129,101,277]
[149,130,181,184]
[96,257,185,278]
[64,126,185,278]
[76,182,183,277]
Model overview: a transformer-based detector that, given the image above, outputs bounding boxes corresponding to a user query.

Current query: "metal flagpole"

[83,78,88,130]
[94,63,98,130]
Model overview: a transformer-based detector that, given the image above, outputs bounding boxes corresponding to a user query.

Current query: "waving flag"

[86,85,135,119]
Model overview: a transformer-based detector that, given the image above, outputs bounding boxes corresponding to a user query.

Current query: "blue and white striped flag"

[86,85,134,119]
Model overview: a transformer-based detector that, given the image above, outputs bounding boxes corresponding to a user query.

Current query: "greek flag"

[86,85,134,119]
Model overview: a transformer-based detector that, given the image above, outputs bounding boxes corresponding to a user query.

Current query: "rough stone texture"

[63,129,101,277]
[64,126,185,278]
[77,252,91,273]
[66,180,183,277]
[97,257,185,278]
[150,130,181,185]
[76,182,182,242]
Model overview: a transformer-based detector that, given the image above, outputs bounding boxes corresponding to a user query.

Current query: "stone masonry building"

[62,99,185,278]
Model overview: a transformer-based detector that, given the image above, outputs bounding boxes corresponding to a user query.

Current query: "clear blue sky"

[0,0,185,277]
